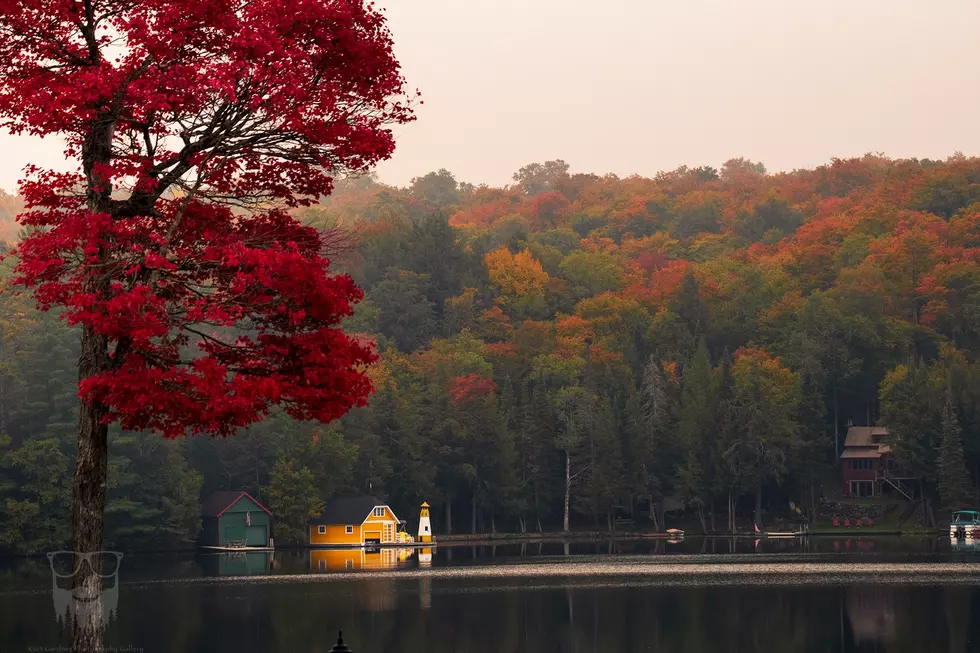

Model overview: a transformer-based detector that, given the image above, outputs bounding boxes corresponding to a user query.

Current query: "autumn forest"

[3,153,980,552]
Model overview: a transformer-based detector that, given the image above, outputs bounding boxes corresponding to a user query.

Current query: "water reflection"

[308,547,414,573]
[2,539,980,652]
[846,588,896,644]
[202,551,275,576]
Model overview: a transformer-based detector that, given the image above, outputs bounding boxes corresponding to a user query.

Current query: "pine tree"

[675,340,716,529]
[938,385,974,511]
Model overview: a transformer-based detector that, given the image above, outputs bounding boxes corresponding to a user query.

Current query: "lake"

[2,536,980,652]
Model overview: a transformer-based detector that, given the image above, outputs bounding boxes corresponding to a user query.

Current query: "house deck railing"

[878,469,915,501]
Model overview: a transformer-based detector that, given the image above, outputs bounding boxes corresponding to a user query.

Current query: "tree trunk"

[709,498,715,533]
[754,486,763,529]
[728,492,734,534]
[445,494,452,535]
[491,513,496,534]
[72,100,117,653]
[0,327,6,437]
[534,485,541,532]
[72,325,111,653]
[696,501,706,532]
[810,483,817,522]
[833,388,839,457]
[563,450,571,533]
[471,492,477,534]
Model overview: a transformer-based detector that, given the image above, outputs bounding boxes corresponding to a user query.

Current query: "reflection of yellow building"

[310,547,412,572]
[309,496,402,547]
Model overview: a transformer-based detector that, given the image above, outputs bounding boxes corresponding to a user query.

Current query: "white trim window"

[318,525,326,534]
[373,507,385,517]
[346,525,354,534]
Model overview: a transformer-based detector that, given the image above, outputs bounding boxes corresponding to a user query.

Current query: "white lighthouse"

[417,501,432,543]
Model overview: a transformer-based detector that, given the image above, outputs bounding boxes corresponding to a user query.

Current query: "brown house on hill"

[840,425,916,499]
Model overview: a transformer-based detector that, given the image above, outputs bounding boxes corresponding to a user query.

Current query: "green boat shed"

[200,491,273,548]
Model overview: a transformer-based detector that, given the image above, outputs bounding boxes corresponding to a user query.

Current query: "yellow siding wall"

[308,505,399,546]
[363,506,397,543]
[310,523,362,546]
[364,506,397,523]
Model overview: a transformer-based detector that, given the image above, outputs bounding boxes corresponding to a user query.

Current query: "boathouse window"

[346,525,354,534]
[849,459,873,470]
[425,525,429,532]
[318,525,326,534]
[373,507,385,517]
[318,560,325,570]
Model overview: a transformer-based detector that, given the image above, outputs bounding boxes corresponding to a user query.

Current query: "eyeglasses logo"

[46,551,124,629]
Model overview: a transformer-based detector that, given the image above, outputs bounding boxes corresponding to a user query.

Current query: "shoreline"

[433,529,943,544]
[0,530,947,560]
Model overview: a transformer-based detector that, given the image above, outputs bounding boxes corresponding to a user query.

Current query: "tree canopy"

[4,153,980,553]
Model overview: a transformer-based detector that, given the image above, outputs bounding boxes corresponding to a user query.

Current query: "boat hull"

[949,525,980,539]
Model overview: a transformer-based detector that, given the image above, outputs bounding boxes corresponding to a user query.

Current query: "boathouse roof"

[311,496,389,525]
[201,490,272,518]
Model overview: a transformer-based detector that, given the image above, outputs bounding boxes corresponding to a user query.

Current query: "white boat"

[949,510,980,539]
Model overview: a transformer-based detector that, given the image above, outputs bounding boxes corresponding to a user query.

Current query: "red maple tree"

[0,1,413,648]
[448,373,498,405]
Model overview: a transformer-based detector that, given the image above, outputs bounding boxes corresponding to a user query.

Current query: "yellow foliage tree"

[484,248,551,317]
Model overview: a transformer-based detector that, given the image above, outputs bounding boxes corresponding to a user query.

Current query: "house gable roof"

[843,426,889,448]
[841,426,891,459]
[201,491,272,518]
[311,496,390,525]
[841,449,882,459]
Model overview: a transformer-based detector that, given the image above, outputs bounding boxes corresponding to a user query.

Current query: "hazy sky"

[2,0,979,192]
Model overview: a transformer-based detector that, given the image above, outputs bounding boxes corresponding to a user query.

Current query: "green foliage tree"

[265,459,325,546]
[675,340,718,529]
[938,385,974,511]
[8,154,980,545]
[373,269,437,352]
[723,348,802,527]
[513,160,570,196]
[409,169,462,208]
[106,433,203,548]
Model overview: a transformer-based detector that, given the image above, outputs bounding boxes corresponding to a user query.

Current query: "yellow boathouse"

[309,496,402,547]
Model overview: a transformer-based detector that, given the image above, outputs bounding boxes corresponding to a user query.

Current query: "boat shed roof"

[311,496,395,525]
[201,491,272,518]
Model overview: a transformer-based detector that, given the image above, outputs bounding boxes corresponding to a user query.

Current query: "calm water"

[3,537,980,653]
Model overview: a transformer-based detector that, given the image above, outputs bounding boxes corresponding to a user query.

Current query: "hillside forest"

[3,154,980,552]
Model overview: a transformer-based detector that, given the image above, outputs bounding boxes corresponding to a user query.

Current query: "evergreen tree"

[265,459,324,546]
[938,384,974,511]
[881,361,944,505]
[723,348,802,528]
[106,433,203,548]
[675,340,717,529]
